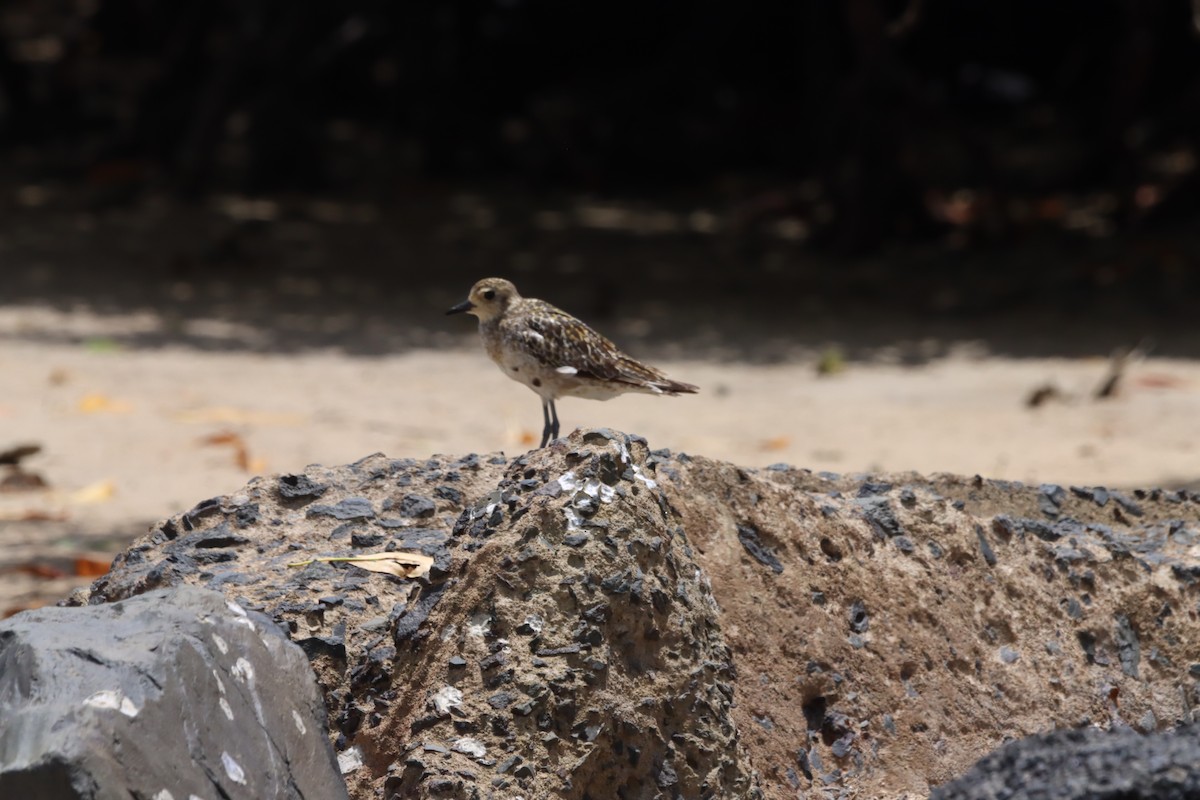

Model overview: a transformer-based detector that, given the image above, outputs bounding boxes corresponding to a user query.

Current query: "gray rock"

[932,724,1200,800]
[856,496,903,538]
[1038,484,1065,518]
[736,524,784,573]
[1114,613,1141,678]
[975,525,998,566]
[307,497,375,520]
[0,586,346,800]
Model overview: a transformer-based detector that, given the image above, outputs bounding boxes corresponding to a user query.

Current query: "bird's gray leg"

[549,400,560,441]
[540,400,553,448]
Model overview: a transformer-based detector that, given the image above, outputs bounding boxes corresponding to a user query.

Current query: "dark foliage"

[2,0,1200,250]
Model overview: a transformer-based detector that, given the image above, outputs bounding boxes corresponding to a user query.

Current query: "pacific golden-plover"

[448,278,698,447]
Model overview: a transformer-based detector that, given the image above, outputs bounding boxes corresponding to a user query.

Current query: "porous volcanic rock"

[0,585,344,800]
[74,434,762,799]
[657,460,1200,797]
[69,431,1200,798]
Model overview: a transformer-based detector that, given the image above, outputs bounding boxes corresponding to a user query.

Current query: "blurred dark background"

[3,0,1200,357]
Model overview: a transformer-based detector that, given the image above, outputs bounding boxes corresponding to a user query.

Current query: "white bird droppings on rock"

[559,469,618,531]
[432,685,463,716]
[210,633,228,654]
[557,471,581,493]
[635,470,657,489]
[83,689,140,718]
[452,737,487,758]
[563,506,583,531]
[612,441,657,488]
[292,709,307,735]
[584,478,615,503]
[337,746,364,775]
[467,611,491,638]
[231,657,254,683]
[221,752,246,785]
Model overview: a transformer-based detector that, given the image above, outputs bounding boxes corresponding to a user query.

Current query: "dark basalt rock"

[307,497,376,521]
[736,524,784,573]
[856,496,903,539]
[278,473,328,500]
[971,524,997,566]
[1039,484,1066,518]
[0,586,345,800]
[931,725,1200,800]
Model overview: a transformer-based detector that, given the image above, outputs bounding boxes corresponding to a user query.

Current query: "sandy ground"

[2,303,1199,612]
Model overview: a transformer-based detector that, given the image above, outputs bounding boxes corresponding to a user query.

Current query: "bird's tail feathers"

[653,378,699,395]
[616,356,698,395]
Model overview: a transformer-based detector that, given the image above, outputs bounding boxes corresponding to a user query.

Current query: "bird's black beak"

[446,300,475,316]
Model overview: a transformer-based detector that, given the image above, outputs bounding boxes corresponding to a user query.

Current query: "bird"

[447,278,698,448]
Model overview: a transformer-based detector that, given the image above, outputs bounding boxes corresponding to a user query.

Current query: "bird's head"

[446,278,520,322]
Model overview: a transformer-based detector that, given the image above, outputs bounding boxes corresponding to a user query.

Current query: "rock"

[1114,613,1141,678]
[74,443,761,800]
[1113,492,1145,518]
[278,473,328,500]
[975,525,997,566]
[391,494,437,518]
[308,497,375,521]
[931,725,1200,799]
[657,455,1200,799]
[737,524,784,573]
[64,437,1200,800]
[855,496,903,538]
[1039,483,1066,518]
[0,586,345,800]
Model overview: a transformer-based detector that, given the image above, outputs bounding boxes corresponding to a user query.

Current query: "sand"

[2,302,1199,612]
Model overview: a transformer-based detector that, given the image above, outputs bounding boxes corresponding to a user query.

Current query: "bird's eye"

[483,289,496,300]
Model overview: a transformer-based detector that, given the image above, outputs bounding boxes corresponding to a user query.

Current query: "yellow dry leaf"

[77,394,132,414]
[198,430,259,471]
[199,431,244,447]
[71,480,116,504]
[287,551,433,579]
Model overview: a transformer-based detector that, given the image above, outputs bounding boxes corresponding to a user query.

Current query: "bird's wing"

[512,302,659,385]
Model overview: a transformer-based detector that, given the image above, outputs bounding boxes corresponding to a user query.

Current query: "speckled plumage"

[448,278,698,447]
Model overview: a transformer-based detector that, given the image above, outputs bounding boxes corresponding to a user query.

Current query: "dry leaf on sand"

[71,480,116,504]
[74,557,112,577]
[198,430,259,471]
[77,394,132,414]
